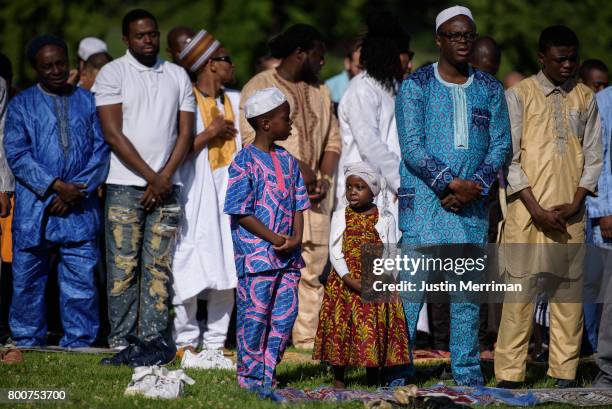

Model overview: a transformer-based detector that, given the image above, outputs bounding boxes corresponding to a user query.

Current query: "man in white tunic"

[172,30,240,367]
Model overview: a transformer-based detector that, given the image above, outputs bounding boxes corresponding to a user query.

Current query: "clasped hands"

[440,178,483,212]
[207,115,238,141]
[271,233,301,253]
[140,172,173,212]
[49,172,173,215]
[49,179,88,216]
[530,202,581,234]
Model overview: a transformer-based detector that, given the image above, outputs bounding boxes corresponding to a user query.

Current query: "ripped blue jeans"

[105,184,181,348]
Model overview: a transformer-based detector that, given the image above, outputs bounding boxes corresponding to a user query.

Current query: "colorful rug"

[413,349,451,362]
[531,388,612,407]
[273,384,612,406]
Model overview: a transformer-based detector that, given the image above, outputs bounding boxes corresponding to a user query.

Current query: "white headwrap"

[344,162,383,197]
[435,5,474,31]
[244,87,287,119]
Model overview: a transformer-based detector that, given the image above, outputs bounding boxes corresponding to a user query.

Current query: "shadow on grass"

[481,359,599,388]
[276,362,330,387]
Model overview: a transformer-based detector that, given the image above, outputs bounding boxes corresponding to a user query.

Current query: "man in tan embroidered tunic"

[240,24,341,349]
[496,25,603,389]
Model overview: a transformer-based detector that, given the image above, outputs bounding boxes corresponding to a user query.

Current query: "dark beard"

[300,67,319,84]
[129,49,158,67]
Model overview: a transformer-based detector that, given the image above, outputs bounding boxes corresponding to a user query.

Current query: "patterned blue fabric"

[224,144,310,277]
[236,269,299,389]
[402,296,483,386]
[395,64,511,387]
[395,64,511,244]
[4,85,109,250]
[4,85,109,347]
[587,87,612,218]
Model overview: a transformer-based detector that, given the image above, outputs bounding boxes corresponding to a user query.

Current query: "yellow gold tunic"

[503,71,602,246]
[495,72,602,383]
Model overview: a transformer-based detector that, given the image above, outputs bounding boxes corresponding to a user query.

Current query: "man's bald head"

[470,36,501,76]
[167,26,196,63]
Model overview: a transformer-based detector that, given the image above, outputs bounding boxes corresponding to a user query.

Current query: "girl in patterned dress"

[313,162,410,388]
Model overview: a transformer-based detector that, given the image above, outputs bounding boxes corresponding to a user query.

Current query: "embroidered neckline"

[433,62,474,89]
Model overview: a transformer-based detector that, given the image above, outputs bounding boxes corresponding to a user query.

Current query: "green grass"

[0,350,606,408]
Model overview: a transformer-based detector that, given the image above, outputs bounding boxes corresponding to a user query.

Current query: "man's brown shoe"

[1,348,23,364]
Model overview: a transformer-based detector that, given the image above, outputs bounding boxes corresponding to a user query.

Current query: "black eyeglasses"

[210,56,233,64]
[438,31,478,43]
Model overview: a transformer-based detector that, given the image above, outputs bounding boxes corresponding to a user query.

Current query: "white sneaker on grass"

[181,349,235,370]
[143,369,195,399]
[124,366,167,396]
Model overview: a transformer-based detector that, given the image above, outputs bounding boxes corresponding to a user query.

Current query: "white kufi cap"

[78,37,108,61]
[435,6,474,31]
[244,87,287,119]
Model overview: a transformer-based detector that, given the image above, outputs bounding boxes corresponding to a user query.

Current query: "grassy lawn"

[0,349,605,408]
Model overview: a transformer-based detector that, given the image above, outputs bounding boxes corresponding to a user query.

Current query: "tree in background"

[0,0,122,87]
[0,0,445,87]
[0,0,610,87]
[464,0,612,77]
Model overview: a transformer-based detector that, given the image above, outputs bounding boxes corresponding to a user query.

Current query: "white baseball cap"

[78,37,108,61]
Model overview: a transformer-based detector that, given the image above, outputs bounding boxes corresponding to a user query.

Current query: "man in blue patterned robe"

[4,36,109,347]
[395,6,511,385]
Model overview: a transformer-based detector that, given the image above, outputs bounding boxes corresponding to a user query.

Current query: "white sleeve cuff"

[95,94,123,106]
[333,258,350,278]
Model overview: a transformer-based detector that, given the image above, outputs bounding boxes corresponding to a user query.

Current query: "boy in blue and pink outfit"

[224,87,310,390]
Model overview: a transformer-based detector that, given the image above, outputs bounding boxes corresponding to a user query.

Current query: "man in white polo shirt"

[94,8,195,361]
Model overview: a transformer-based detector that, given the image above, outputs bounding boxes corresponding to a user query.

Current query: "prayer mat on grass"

[273,384,612,406]
[413,350,451,362]
[531,388,612,407]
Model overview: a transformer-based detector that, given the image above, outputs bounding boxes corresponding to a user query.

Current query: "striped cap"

[178,30,220,73]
